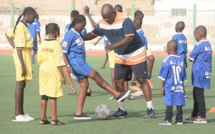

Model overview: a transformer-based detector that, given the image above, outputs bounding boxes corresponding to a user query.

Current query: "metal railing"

[0,3,214,48]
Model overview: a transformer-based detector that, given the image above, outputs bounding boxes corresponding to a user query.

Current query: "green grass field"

[0,55,215,134]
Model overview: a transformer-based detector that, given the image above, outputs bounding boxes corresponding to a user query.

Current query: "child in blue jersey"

[185,26,212,124]
[61,15,130,120]
[35,13,41,44]
[94,35,109,68]
[65,10,87,35]
[28,19,40,64]
[172,21,187,66]
[65,10,89,95]
[158,40,187,125]
[172,21,188,99]
[131,18,155,96]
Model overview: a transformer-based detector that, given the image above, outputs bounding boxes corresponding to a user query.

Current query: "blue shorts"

[179,53,187,64]
[69,57,93,81]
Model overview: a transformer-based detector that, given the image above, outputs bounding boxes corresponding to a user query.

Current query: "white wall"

[154,0,215,10]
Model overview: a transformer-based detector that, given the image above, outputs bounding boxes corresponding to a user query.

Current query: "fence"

[0,3,215,50]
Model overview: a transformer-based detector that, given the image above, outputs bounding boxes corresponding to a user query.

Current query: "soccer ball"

[95,104,111,120]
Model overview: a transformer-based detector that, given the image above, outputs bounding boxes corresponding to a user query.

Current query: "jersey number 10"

[172,65,182,84]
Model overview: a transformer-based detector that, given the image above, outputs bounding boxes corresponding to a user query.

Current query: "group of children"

[158,24,212,125]
[5,3,212,126]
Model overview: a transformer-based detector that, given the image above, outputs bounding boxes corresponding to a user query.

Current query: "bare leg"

[131,75,136,84]
[147,55,155,74]
[41,99,48,121]
[111,68,116,90]
[76,78,88,115]
[20,81,26,114]
[50,99,57,121]
[102,53,109,67]
[15,81,26,116]
[124,81,128,91]
[137,78,152,101]
[114,79,125,92]
[87,69,120,97]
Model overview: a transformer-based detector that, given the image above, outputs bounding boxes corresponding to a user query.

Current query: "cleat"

[185,115,197,123]
[193,116,207,123]
[12,115,31,122]
[126,95,135,100]
[129,85,140,91]
[74,113,92,120]
[23,113,34,121]
[108,95,116,100]
[112,108,127,118]
[159,119,172,125]
[144,107,155,118]
[131,90,144,96]
[175,121,183,125]
[116,90,130,102]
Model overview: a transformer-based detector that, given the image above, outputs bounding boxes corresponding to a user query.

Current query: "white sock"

[146,100,154,109]
[118,102,126,111]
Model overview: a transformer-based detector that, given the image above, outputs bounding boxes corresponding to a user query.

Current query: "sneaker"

[12,115,31,122]
[175,121,183,125]
[112,108,127,118]
[126,95,135,100]
[129,85,140,91]
[116,90,131,102]
[159,119,172,125]
[193,116,207,123]
[144,107,155,118]
[108,95,116,100]
[23,113,35,121]
[74,113,92,120]
[131,90,144,96]
[185,115,198,123]
[185,95,188,100]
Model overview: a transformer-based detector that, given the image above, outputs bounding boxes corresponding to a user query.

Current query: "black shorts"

[114,61,148,80]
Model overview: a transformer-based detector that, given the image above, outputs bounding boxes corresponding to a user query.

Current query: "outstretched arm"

[82,32,97,41]
[94,38,102,46]
[84,6,96,28]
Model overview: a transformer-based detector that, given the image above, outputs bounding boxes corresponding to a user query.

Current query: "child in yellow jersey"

[6,7,36,122]
[38,23,66,125]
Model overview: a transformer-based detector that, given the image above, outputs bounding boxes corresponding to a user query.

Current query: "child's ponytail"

[13,13,24,33]
[13,7,36,34]
[68,15,86,31]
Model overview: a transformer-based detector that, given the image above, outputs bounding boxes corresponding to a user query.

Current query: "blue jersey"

[65,23,87,35]
[137,29,148,49]
[35,20,41,32]
[101,36,110,45]
[27,21,38,50]
[189,39,212,89]
[62,28,92,81]
[62,28,86,60]
[172,33,187,54]
[158,55,187,106]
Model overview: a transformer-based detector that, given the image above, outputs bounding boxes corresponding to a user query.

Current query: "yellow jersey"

[6,22,33,81]
[38,39,65,98]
